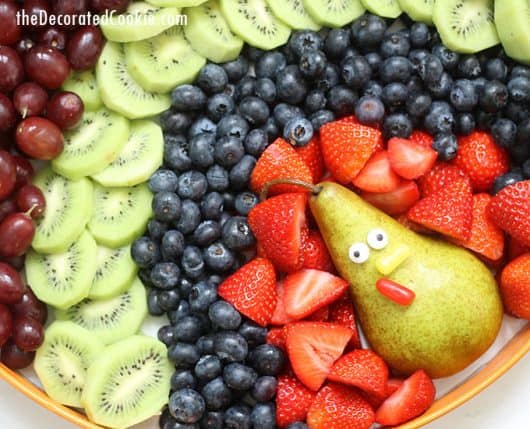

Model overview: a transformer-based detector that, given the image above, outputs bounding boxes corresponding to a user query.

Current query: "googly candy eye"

[349,242,370,264]
[367,228,389,250]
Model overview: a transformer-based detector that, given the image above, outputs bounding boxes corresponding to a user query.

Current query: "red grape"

[15,37,36,56]
[52,0,88,28]
[24,45,70,89]
[22,0,50,30]
[66,25,103,71]
[0,198,16,222]
[46,91,84,130]
[0,149,16,200]
[90,0,129,14]
[0,46,24,93]
[16,185,45,218]
[0,93,17,132]
[0,0,20,46]
[0,303,12,347]
[13,155,34,189]
[13,82,48,118]
[0,262,25,304]
[10,288,47,324]
[39,27,67,50]
[16,117,64,160]
[12,315,44,351]
[0,339,35,369]
[0,212,35,258]
[0,254,24,271]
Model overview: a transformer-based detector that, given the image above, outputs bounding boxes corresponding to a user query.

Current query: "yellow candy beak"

[376,243,411,276]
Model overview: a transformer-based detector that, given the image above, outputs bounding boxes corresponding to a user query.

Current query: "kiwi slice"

[88,182,153,248]
[184,0,244,62]
[34,321,104,407]
[267,0,321,31]
[91,120,164,187]
[495,0,530,65]
[32,168,93,254]
[303,0,365,27]
[432,0,499,54]
[97,42,171,120]
[52,109,130,180]
[360,0,401,18]
[219,0,291,50]
[89,245,138,299]
[100,1,180,43]
[82,335,173,428]
[147,0,207,5]
[55,277,147,345]
[125,26,206,94]
[62,70,102,111]
[26,230,97,309]
[398,0,434,24]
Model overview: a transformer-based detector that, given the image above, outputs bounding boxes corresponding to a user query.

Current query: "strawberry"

[328,349,389,397]
[409,130,433,148]
[218,258,277,326]
[407,176,473,241]
[296,136,325,183]
[248,193,307,273]
[250,138,313,195]
[307,383,375,429]
[276,374,316,427]
[267,327,287,351]
[285,322,353,391]
[283,269,348,319]
[418,162,470,197]
[336,115,360,125]
[499,253,530,319]
[306,305,330,322]
[361,180,420,216]
[362,377,404,410]
[387,137,438,180]
[320,121,382,184]
[453,131,510,192]
[329,292,362,350]
[299,230,334,272]
[395,214,435,235]
[271,281,295,325]
[353,150,401,192]
[488,180,530,247]
[508,238,530,261]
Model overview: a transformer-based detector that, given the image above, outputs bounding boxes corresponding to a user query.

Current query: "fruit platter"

[0,0,529,428]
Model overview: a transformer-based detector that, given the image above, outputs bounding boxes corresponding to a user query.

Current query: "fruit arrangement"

[0,0,530,428]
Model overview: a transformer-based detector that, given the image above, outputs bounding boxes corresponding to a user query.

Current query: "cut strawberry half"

[276,374,316,428]
[296,136,325,183]
[283,269,348,319]
[353,150,401,193]
[418,162,470,197]
[299,230,334,272]
[362,377,404,409]
[306,305,330,322]
[361,180,420,216]
[329,292,362,350]
[388,137,438,180]
[285,322,353,391]
[271,281,295,325]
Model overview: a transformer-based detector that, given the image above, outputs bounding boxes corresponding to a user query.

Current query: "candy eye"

[367,228,389,250]
[349,243,370,264]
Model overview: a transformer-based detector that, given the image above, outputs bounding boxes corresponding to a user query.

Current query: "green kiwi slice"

[91,120,164,187]
[100,2,180,43]
[88,182,153,248]
[360,0,401,18]
[303,0,365,27]
[147,0,207,6]
[184,0,244,62]
[26,230,97,309]
[219,0,291,50]
[125,26,206,93]
[96,41,171,120]
[34,321,104,407]
[62,70,102,111]
[89,244,138,299]
[432,0,499,54]
[55,277,147,345]
[398,0,434,24]
[495,0,530,65]
[52,108,130,180]
[32,168,93,254]
[267,0,321,31]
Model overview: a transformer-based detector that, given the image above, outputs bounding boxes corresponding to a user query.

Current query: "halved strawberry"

[296,136,325,183]
[387,137,437,180]
[361,180,420,216]
[417,162,470,197]
[283,269,348,319]
[248,193,307,273]
[362,377,404,409]
[285,322,353,391]
[329,292,362,350]
[307,383,375,429]
[271,281,295,325]
[218,258,277,326]
[299,230,334,272]
[375,370,435,426]
[409,130,433,148]
[276,374,316,427]
[306,305,330,322]
[353,150,401,193]
[328,349,389,397]
[266,327,287,351]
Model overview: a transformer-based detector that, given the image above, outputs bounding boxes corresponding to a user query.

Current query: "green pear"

[309,181,503,378]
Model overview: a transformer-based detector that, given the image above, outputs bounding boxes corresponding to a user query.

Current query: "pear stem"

[260,179,322,201]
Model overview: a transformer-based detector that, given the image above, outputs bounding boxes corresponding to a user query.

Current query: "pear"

[309,181,503,378]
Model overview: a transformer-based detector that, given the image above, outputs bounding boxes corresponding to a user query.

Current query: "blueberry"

[222,57,249,82]
[209,301,242,330]
[223,362,257,391]
[315,64,340,92]
[351,13,386,48]
[475,110,498,131]
[230,155,257,191]
[382,82,408,108]
[222,193,236,212]
[153,192,182,223]
[224,83,239,99]
[248,344,285,376]
[406,76,424,94]
[162,230,185,260]
[250,403,275,429]
[505,102,530,124]
[238,321,267,349]
[204,242,236,272]
[260,117,280,142]
[219,216,254,251]
[192,221,221,247]
[255,52,287,79]
[408,49,429,70]
[177,171,208,201]
[304,89,327,114]
[283,117,314,147]
[236,76,256,101]
[239,96,270,126]
[433,133,458,161]
[286,422,309,429]
[472,77,487,95]
[214,136,245,168]
[243,45,264,62]
[243,131,268,159]
[355,95,385,126]
[485,58,508,81]
[324,28,351,58]
[132,237,160,268]
[480,80,508,113]
[523,159,530,179]
[206,165,229,192]
[214,331,248,362]
[169,389,205,424]
[252,376,277,402]
[450,79,478,112]
[363,80,383,98]
[199,411,224,429]
[171,370,197,391]
[518,118,530,144]
[309,109,335,130]
[149,169,179,193]
[148,219,168,242]
[417,54,443,85]
[364,52,382,73]
[172,85,207,111]
[201,377,232,411]
[432,44,459,70]
[327,85,357,116]
[163,416,200,429]
[234,192,258,216]
[492,171,524,194]
[189,133,216,170]
[158,289,180,312]
[426,71,453,98]
[341,56,371,89]
[409,22,431,47]
[206,93,234,122]
[189,117,216,139]
[224,405,251,429]
[276,65,307,104]
[197,64,228,94]
[406,92,431,118]
[508,77,530,103]
[196,334,215,355]
[169,299,191,324]
[491,118,517,149]
[161,111,193,135]
[379,56,412,83]
[158,325,177,346]
[382,113,413,139]
[174,315,206,343]
[194,355,223,382]
[455,113,476,136]
[189,281,218,312]
[299,49,327,78]
[164,135,192,172]
[168,343,201,368]
[217,115,249,140]
[147,288,164,316]
[289,30,323,58]
[457,55,481,78]
[424,101,455,135]
[273,103,304,128]
[380,32,410,58]
[182,246,205,279]
[511,65,530,79]
[151,262,180,290]
[254,78,277,104]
